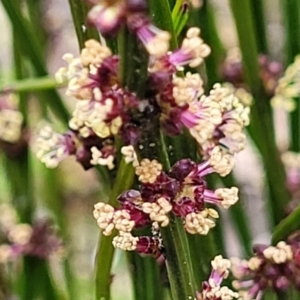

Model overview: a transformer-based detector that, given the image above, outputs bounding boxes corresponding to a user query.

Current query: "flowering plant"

[1,0,300,299]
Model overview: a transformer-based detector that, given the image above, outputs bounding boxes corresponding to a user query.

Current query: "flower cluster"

[93,148,239,255]
[271,55,300,112]
[36,11,249,169]
[197,255,240,300]
[34,0,248,264]
[0,94,23,144]
[231,240,300,299]
[0,204,62,263]
[222,48,282,97]
[35,37,139,170]
[281,151,300,212]
[34,124,116,170]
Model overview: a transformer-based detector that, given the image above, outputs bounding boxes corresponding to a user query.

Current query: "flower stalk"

[1,0,70,124]
[95,159,134,300]
[230,0,290,226]
[272,204,300,245]
[0,77,64,94]
[68,0,100,50]
[282,0,300,152]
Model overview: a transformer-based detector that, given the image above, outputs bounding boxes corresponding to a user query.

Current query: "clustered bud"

[271,55,300,112]
[33,0,249,263]
[93,152,239,255]
[281,151,300,212]
[231,239,300,299]
[222,48,282,97]
[33,0,250,171]
[0,94,28,159]
[0,205,62,263]
[197,255,239,300]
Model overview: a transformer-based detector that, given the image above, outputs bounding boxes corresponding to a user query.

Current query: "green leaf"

[128,247,164,300]
[1,0,70,124]
[249,0,268,53]
[0,76,64,94]
[67,0,100,50]
[229,0,290,226]
[272,204,300,244]
[282,0,300,151]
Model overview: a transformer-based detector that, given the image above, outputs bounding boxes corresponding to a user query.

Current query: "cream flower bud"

[8,224,33,245]
[215,187,239,209]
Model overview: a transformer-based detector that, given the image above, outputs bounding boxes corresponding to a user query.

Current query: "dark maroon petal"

[25,220,62,259]
[172,197,196,217]
[140,173,180,202]
[75,146,94,170]
[120,123,140,145]
[169,159,196,181]
[136,236,162,257]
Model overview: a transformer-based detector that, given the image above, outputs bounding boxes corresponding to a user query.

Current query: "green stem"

[249,0,268,53]
[171,0,184,20]
[0,76,64,94]
[128,251,164,300]
[95,159,134,300]
[24,0,48,50]
[282,0,300,151]
[191,0,225,88]
[148,0,177,49]
[41,169,76,300]
[118,12,193,300]
[187,234,218,284]
[12,14,66,300]
[160,216,197,300]
[171,0,189,36]
[175,11,189,37]
[229,0,290,226]
[22,257,63,300]
[282,0,300,65]
[145,132,197,300]
[1,0,70,124]
[148,0,216,295]
[221,174,252,255]
[192,1,253,256]
[229,0,260,92]
[272,204,300,244]
[67,0,100,50]
[117,27,148,94]
[0,265,9,299]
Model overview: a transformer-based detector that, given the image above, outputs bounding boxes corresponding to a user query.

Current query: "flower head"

[35,126,77,168]
[0,95,24,143]
[0,212,62,262]
[197,255,239,300]
[135,159,163,184]
[231,240,300,299]
[169,27,211,69]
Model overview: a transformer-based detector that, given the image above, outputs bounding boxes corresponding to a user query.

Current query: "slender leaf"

[282,0,300,151]
[272,204,300,244]
[0,76,63,94]
[128,250,164,300]
[249,0,268,54]
[1,0,70,124]
[67,0,100,50]
[229,0,290,226]
[95,159,134,300]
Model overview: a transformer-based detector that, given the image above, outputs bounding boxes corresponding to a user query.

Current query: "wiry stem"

[67,0,100,49]
[95,160,134,300]
[229,0,290,226]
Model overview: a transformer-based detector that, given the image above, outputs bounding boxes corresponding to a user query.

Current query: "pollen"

[135,159,163,184]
